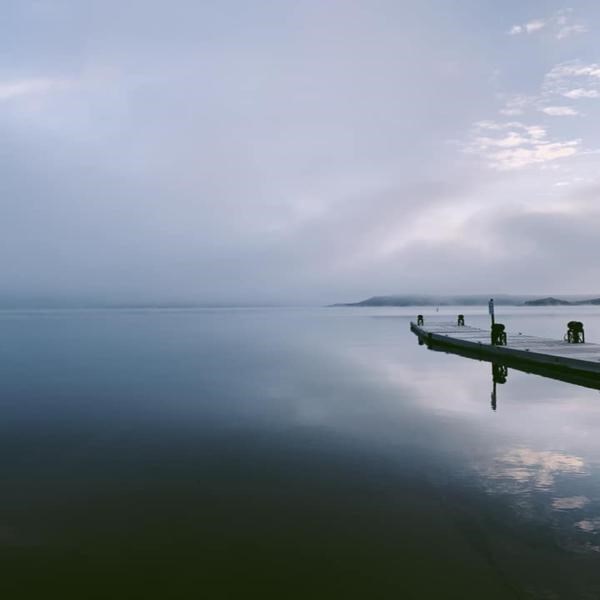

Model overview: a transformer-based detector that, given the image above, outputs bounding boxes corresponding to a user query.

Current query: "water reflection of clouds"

[478,447,588,511]
[480,446,600,552]
[552,496,590,510]
[343,344,488,417]
[575,519,600,533]
[491,448,586,489]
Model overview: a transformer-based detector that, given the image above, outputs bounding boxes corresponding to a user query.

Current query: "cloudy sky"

[2,1,600,305]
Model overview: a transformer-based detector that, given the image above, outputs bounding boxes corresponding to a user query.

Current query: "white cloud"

[500,107,523,116]
[543,62,600,100]
[557,24,588,39]
[498,106,523,117]
[508,10,587,40]
[465,121,579,169]
[474,132,529,148]
[0,78,69,101]
[491,140,579,169]
[563,88,600,99]
[499,95,533,116]
[547,62,600,79]
[525,20,546,33]
[526,125,546,139]
[541,105,579,116]
[0,78,71,101]
[508,19,545,35]
[473,120,523,131]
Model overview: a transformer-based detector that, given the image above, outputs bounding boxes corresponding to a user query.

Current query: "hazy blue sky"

[2,1,600,304]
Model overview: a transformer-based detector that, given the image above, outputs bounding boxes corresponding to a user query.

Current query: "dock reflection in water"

[420,333,600,395]
[409,317,600,580]
[491,363,508,411]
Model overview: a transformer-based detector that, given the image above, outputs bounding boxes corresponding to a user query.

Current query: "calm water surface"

[1,306,600,598]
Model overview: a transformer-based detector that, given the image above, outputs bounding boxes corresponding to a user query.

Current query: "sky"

[2,0,600,305]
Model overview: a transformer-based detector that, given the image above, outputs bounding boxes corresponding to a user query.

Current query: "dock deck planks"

[411,321,600,376]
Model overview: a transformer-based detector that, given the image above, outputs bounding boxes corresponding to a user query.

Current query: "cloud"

[508,20,546,35]
[543,61,600,101]
[499,95,533,116]
[563,88,600,99]
[557,24,588,39]
[547,62,600,80]
[370,192,600,296]
[491,141,579,169]
[496,61,600,127]
[525,20,546,33]
[0,78,69,101]
[540,105,579,116]
[465,121,579,169]
[508,10,587,40]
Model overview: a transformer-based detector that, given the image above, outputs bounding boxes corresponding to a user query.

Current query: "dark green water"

[1,306,600,598]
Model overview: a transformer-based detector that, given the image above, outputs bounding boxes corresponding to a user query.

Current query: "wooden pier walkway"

[410,321,600,378]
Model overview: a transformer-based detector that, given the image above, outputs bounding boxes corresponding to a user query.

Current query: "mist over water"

[2,306,600,597]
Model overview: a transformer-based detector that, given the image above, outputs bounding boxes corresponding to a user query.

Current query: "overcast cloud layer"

[2,0,600,305]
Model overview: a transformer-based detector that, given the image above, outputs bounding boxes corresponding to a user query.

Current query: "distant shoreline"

[332,295,600,307]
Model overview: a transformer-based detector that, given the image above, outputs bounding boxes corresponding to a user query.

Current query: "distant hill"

[332,294,530,307]
[522,297,572,306]
[523,297,600,306]
[332,294,600,307]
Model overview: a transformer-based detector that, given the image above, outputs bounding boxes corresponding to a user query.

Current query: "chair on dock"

[566,321,585,344]
[491,323,507,346]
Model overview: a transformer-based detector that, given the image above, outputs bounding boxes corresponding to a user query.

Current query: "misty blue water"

[2,306,600,598]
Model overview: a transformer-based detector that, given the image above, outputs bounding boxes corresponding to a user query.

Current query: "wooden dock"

[410,321,600,381]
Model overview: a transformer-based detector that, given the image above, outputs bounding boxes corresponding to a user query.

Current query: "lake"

[1,306,600,598]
